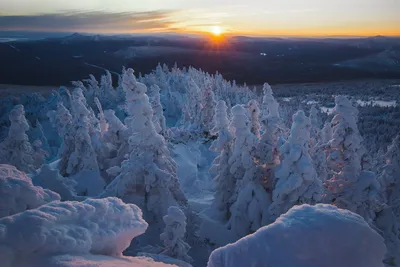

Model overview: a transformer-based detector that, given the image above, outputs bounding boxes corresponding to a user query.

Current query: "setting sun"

[211,26,223,36]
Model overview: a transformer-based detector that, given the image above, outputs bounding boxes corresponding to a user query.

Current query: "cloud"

[264,8,317,14]
[0,10,178,33]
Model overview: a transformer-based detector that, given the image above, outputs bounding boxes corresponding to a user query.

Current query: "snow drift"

[208,204,386,267]
[0,197,148,267]
[0,164,60,218]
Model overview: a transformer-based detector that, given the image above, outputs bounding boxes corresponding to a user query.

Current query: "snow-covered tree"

[149,84,168,136]
[32,164,78,201]
[200,83,216,134]
[209,101,235,219]
[160,206,192,263]
[379,134,400,218]
[228,105,271,237]
[255,83,282,192]
[102,69,187,221]
[269,110,322,219]
[311,121,333,182]
[56,88,105,196]
[247,99,261,138]
[31,140,48,168]
[309,105,322,147]
[325,96,381,222]
[0,105,34,173]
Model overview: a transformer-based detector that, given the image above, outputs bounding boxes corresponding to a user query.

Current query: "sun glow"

[211,26,223,36]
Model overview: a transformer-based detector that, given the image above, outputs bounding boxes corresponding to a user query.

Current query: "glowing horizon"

[0,0,399,37]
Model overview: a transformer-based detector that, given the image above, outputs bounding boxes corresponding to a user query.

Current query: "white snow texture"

[208,204,386,267]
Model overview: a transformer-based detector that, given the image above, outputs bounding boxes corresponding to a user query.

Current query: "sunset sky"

[0,0,399,37]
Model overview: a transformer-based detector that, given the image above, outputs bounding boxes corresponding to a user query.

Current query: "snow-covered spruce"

[0,105,34,173]
[311,121,333,182]
[376,134,400,266]
[227,104,271,237]
[200,82,217,135]
[32,164,78,201]
[149,84,168,136]
[209,100,235,220]
[325,96,381,222]
[269,110,322,219]
[160,206,192,263]
[247,99,261,138]
[102,68,187,221]
[309,104,322,147]
[0,164,60,218]
[56,88,105,196]
[208,204,386,267]
[0,197,148,267]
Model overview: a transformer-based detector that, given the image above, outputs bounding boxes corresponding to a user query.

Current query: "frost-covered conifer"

[309,105,322,147]
[255,83,282,192]
[32,164,78,201]
[269,110,322,219]
[228,105,271,237]
[31,140,48,168]
[311,121,333,182]
[247,99,261,138]
[149,84,168,135]
[104,109,127,149]
[0,105,34,173]
[56,88,105,196]
[160,206,192,263]
[325,96,381,222]
[200,83,216,134]
[102,69,187,220]
[209,101,235,219]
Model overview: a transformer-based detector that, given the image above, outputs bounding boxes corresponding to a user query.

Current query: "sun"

[211,26,223,36]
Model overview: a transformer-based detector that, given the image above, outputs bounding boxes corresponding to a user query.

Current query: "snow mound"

[26,254,178,267]
[208,204,386,267]
[0,164,60,218]
[0,197,148,267]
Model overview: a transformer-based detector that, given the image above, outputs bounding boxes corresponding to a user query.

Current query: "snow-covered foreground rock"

[0,197,152,267]
[208,204,386,267]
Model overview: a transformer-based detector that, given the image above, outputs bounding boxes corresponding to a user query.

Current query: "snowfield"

[0,64,399,267]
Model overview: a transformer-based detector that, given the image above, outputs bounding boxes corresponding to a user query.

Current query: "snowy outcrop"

[325,96,381,222]
[0,105,34,173]
[32,164,78,201]
[0,197,148,267]
[102,69,187,221]
[209,101,235,219]
[160,206,192,263]
[269,111,322,219]
[0,164,60,218]
[228,105,271,237]
[208,204,386,267]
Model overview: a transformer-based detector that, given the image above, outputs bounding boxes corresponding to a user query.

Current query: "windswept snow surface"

[208,204,386,267]
[0,164,60,218]
[0,197,148,267]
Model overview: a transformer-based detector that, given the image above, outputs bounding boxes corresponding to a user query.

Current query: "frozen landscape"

[0,64,400,267]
